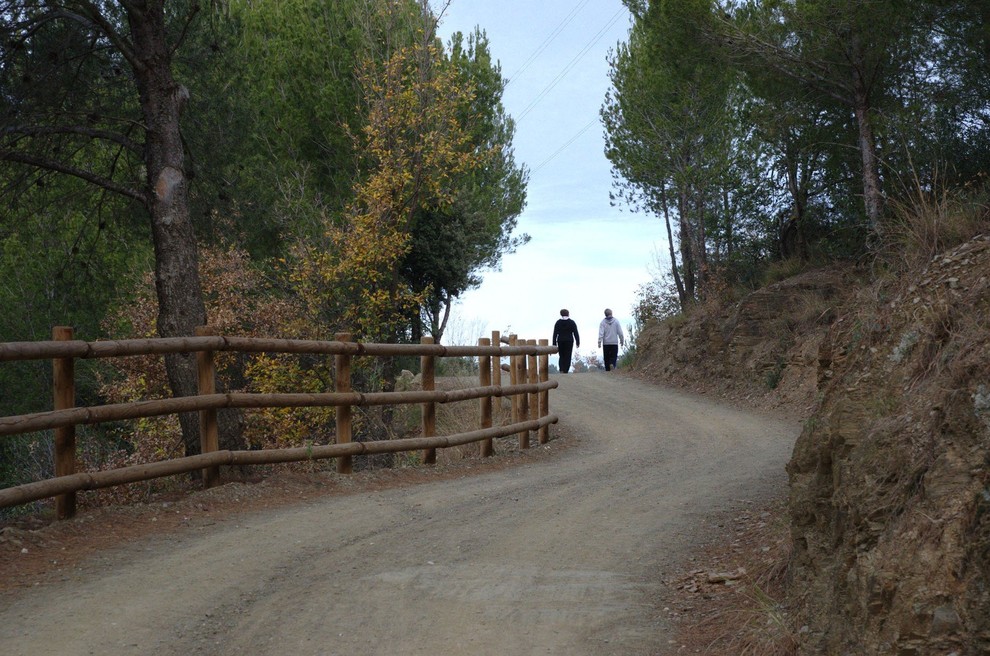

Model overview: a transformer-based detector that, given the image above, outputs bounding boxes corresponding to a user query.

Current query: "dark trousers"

[603,344,619,371]
[557,340,574,373]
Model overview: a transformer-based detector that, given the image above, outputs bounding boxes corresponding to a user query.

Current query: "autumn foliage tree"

[404,28,528,341]
[93,242,326,500]
[290,28,481,344]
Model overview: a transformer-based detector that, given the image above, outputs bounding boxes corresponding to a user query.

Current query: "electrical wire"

[515,7,626,123]
[531,118,599,175]
[505,0,593,87]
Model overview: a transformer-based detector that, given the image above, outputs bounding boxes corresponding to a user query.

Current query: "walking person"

[597,308,625,372]
[552,309,580,373]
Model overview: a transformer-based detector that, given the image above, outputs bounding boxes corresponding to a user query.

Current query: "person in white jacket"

[597,308,625,372]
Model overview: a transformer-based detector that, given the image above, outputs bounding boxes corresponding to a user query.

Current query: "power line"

[531,118,599,175]
[515,7,627,124]
[506,0,593,87]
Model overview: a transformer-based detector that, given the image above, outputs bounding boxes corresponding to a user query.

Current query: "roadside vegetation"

[604,0,989,339]
[1,0,527,512]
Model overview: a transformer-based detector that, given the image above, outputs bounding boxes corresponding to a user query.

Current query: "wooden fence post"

[421,336,437,464]
[491,330,502,419]
[507,334,518,444]
[335,332,353,474]
[479,337,493,457]
[538,338,550,445]
[52,326,76,520]
[195,326,220,488]
[516,335,529,449]
[527,338,538,420]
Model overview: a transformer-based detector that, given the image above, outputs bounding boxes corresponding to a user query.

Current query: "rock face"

[633,266,856,412]
[633,235,990,653]
[788,235,990,654]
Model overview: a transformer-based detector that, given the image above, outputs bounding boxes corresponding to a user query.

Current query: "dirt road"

[0,373,798,655]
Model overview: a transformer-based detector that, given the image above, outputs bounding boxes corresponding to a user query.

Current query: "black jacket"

[553,318,580,347]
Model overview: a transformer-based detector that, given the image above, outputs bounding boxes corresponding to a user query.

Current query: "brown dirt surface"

[632,235,990,654]
[0,373,800,656]
[784,235,990,653]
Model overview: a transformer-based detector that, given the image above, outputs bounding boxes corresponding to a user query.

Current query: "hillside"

[631,234,990,653]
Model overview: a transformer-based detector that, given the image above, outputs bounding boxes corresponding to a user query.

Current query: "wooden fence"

[0,327,559,519]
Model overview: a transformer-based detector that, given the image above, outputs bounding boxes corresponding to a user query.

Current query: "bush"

[885,175,989,269]
[633,272,682,329]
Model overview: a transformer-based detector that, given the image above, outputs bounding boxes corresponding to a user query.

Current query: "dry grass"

[434,375,519,464]
[884,172,989,270]
[669,499,799,655]
[760,257,809,288]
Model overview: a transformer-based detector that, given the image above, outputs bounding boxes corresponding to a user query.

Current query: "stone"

[930,605,961,635]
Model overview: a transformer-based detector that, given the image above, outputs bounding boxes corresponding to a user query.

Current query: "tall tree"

[288,1,481,344]
[1,1,208,456]
[741,63,837,261]
[716,0,935,229]
[603,0,736,307]
[405,27,528,342]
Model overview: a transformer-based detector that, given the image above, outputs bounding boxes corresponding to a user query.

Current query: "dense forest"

[2,0,989,506]
[605,0,990,325]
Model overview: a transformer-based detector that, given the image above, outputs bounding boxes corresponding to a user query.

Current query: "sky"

[435,0,667,359]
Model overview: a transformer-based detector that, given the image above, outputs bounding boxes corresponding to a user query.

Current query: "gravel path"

[0,373,799,655]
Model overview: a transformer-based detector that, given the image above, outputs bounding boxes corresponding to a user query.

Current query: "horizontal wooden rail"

[0,414,558,509]
[0,335,556,363]
[0,382,557,438]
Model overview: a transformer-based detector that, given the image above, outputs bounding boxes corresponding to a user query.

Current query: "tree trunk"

[660,187,687,310]
[677,189,696,302]
[854,102,884,229]
[722,187,734,262]
[783,156,810,261]
[127,3,208,457]
[411,312,423,344]
[693,187,708,296]
[849,43,884,230]
[435,296,451,343]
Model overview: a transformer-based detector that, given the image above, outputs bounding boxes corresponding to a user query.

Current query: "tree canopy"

[605,0,990,315]
[0,0,530,487]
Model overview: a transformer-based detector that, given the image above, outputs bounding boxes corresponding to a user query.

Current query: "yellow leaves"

[286,39,474,341]
[243,353,335,448]
[272,38,485,343]
[355,41,481,218]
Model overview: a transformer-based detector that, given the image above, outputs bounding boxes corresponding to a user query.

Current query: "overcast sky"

[435,0,667,358]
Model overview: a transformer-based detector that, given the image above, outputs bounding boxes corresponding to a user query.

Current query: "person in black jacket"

[552,309,580,373]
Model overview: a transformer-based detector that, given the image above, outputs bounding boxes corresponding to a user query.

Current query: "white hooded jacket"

[598,316,625,346]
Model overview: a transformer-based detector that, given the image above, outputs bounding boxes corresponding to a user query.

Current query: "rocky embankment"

[633,234,990,654]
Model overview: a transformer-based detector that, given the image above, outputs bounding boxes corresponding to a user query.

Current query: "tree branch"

[713,15,853,107]
[0,150,148,206]
[3,124,143,155]
[170,1,202,57]
[58,2,144,75]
